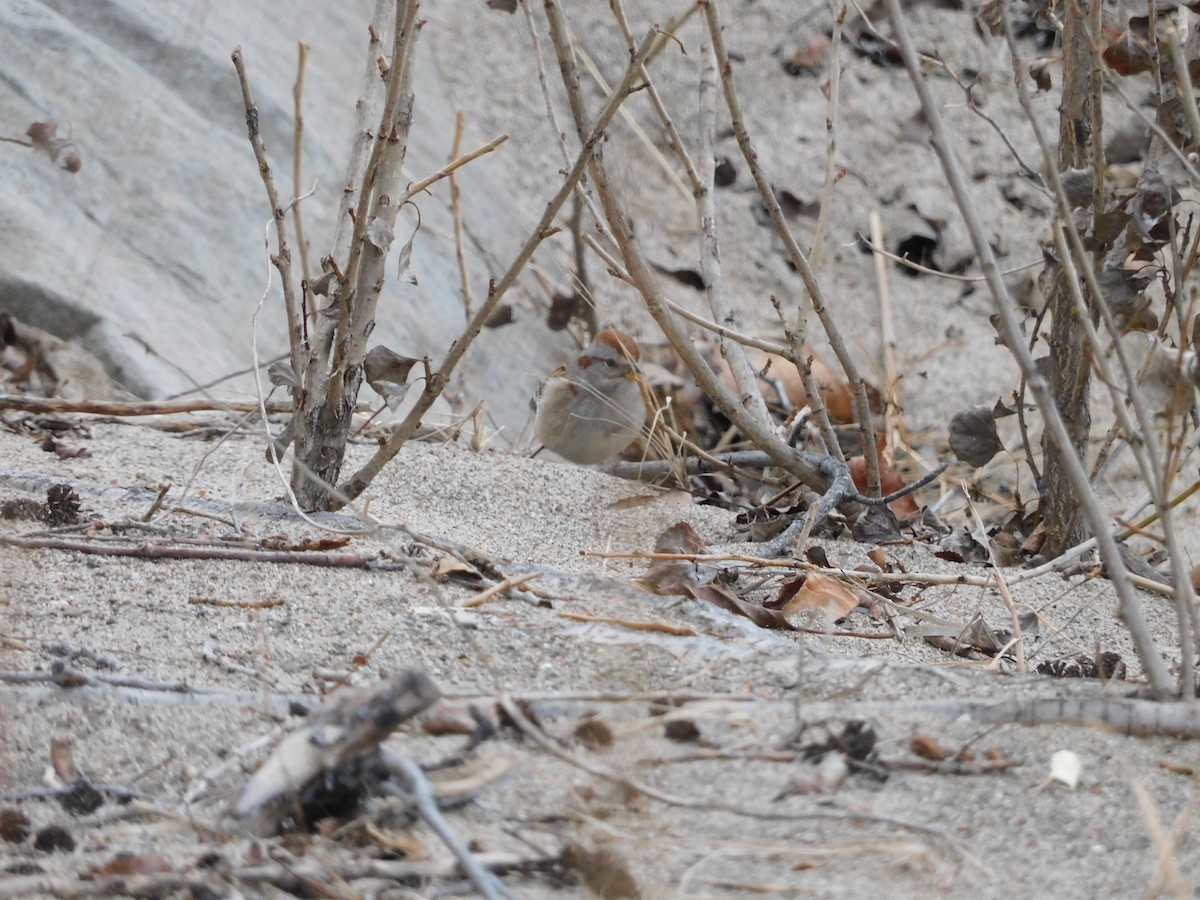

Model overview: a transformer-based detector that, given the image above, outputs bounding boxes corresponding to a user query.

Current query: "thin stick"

[557,612,697,636]
[662,300,789,353]
[1005,7,1197,696]
[542,0,850,506]
[401,133,509,202]
[496,695,980,862]
[378,751,513,900]
[518,0,612,241]
[809,3,846,271]
[448,111,474,317]
[231,47,304,386]
[1165,26,1200,160]
[459,573,543,608]
[697,38,772,426]
[0,396,293,416]
[870,211,901,457]
[161,352,289,400]
[292,42,313,285]
[965,485,1026,673]
[0,534,390,568]
[571,35,692,203]
[608,0,703,194]
[859,236,1042,282]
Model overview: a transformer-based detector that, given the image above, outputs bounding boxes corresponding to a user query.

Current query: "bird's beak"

[624,371,640,382]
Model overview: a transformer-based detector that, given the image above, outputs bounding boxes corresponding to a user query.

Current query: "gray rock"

[0,0,543,433]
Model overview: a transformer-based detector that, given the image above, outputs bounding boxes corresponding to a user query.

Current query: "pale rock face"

[0,0,559,433]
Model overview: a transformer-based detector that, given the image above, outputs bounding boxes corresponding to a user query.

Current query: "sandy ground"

[1,419,1198,899]
[4,0,1200,897]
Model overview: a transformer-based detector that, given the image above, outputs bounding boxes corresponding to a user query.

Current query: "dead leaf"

[664,719,702,743]
[50,738,77,782]
[608,491,691,510]
[1127,335,1197,420]
[721,347,870,425]
[563,841,642,900]
[689,582,798,631]
[395,218,419,285]
[483,304,514,328]
[574,717,614,750]
[851,504,902,542]
[431,556,481,582]
[546,290,592,332]
[267,361,301,391]
[364,345,420,410]
[0,808,30,844]
[948,405,1004,467]
[714,157,736,186]
[1102,25,1154,76]
[421,700,484,736]
[1029,56,1055,91]
[781,37,831,76]
[639,522,708,594]
[485,0,518,10]
[777,572,864,620]
[910,734,953,761]
[366,217,394,253]
[848,454,920,519]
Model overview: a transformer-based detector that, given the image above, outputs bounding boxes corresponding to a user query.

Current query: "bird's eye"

[604,358,618,367]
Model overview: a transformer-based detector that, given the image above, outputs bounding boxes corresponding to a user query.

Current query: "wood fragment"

[0,395,292,416]
[557,612,697,636]
[459,572,543,608]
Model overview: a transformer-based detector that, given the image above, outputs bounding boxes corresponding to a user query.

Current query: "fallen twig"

[0,534,391,569]
[0,395,292,416]
[378,750,514,900]
[557,612,697,636]
[459,573,543,608]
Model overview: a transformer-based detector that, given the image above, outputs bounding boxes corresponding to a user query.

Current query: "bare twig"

[1003,11,1197,695]
[608,0,703,194]
[292,41,313,285]
[697,39,772,425]
[459,573,543,608]
[519,0,611,240]
[809,3,846,271]
[378,751,513,900]
[858,235,1042,282]
[0,534,393,568]
[0,395,292,416]
[231,47,305,390]
[401,132,509,202]
[870,211,901,457]
[449,111,475,317]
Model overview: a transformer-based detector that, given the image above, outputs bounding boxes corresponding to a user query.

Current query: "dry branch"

[231,46,304,392]
[0,396,292,416]
[0,534,391,569]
